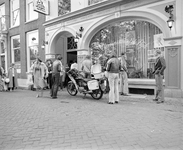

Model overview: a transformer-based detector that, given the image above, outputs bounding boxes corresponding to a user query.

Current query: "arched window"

[89,20,164,79]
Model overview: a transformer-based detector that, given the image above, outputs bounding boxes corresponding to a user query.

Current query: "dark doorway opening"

[67,51,77,67]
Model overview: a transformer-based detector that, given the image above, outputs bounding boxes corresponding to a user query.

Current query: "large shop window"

[26,0,38,22]
[89,20,164,79]
[26,30,39,72]
[11,35,21,73]
[10,0,20,27]
[58,0,71,16]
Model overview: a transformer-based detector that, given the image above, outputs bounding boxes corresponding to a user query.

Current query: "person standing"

[31,58,48,97]
[59,58,64,91]
[46,59,53,89]
[51,55,62,99]
[8,63,18,91]
[119,52,129,96]
[70,60,78,70]
[106,52,121,104]
[153,49,166,104]
[81,55,92,78]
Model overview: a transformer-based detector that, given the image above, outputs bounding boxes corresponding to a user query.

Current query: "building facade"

[0,0,182,98]
[44,0,183,98]
[0,0,45,79]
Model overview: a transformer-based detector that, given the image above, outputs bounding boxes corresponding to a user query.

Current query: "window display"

[89,20,164,79]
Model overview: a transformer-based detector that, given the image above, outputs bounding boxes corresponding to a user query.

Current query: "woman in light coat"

[30,58,48,97]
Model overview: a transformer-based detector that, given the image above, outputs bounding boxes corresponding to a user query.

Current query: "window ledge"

[25,19,38,24]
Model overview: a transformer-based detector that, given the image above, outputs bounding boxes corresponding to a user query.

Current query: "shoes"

[156,101,164,104]
[115,101,118,103]
[120,93,128,96]
[51,97,57,99]
[36,94,39,98]
[153,98,158,101]
[108,102,114,104]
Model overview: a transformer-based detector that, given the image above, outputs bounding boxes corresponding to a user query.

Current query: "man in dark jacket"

[50,55,62,99]
[153,49,166,104]
[106,51,121,104]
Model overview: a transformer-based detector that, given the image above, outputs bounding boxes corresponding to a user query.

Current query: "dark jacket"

[154,57,166,75]
[52,60,61,74]
[106,57,121,73]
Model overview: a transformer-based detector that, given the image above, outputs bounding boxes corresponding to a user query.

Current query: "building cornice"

[43,0,163,28]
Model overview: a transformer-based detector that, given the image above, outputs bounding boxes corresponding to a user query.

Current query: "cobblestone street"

[0,89,182,150]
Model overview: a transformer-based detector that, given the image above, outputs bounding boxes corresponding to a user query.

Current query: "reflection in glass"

[89,20,163,79]
[58,0,71,16]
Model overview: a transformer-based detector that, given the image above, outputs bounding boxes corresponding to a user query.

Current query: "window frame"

[26,30,39,72]
[10,0,20,27]
[11,35,21,73]
[26,0,38,22]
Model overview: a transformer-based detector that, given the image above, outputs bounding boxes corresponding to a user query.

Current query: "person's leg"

[12,77,15,90]
[51,74,55,98]
[114,73,119,103]
[123,72,129,95]
[154,74,162,102]
[60,75,63,90]
[108,73,114,104]
[158,75,164,102]
[54,73,60,97]
[119,72,123,94]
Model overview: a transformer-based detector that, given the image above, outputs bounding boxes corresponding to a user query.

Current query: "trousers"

[155,74,164,102]
[50,73,60,98]
[108,73,119,103]
[119,71,128,94]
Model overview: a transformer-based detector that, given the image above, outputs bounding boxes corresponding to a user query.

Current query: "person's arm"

[159,57,166,74]
[106,60,111,71]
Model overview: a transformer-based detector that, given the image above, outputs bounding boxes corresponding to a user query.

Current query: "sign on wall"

[33,0,49,15]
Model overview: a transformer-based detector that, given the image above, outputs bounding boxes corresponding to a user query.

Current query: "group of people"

[30,55,65,99]
[105,49,166,104]
[0,63,18,92]
[0,48,166,105]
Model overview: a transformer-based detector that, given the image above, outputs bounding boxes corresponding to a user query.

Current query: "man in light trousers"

[153,49,166,104]
[119,52,129,96]
[106,52,121,104]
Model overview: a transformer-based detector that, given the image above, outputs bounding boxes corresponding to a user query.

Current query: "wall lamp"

[74,26,84,43]
[41,40,48,49]
[165,5,174,30]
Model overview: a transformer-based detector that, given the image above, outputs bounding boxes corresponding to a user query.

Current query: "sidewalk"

[0,89,182,150]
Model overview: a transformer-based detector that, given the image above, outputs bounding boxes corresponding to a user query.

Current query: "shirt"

[82,59,92,73]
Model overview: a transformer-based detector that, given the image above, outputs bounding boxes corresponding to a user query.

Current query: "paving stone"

[0,89,182,150]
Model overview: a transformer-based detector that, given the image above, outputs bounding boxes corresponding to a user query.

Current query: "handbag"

[5,78,10,83]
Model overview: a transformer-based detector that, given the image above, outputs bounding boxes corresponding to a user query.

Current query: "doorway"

[67,51,77,67]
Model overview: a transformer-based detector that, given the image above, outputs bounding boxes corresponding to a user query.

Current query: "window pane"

[12,0,19,10]
[12,9,20,26]
[89,20,163,79]
[14,48,20,62]
[13,38,20,48]
[58,0,71,16]
[1,41,5,53]
[67,37,77,50]
[27,2,38,21]
[0,55,5,70]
